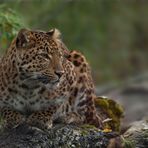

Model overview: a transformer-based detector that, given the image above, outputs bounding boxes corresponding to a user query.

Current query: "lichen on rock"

[0,123,117,148]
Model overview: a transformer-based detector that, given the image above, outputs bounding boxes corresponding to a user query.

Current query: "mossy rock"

[95,96,124,132]
[0,123,117,148]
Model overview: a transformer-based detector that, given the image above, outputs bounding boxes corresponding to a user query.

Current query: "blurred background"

[0,0,148,125]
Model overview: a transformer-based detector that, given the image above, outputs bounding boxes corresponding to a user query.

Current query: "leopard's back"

[55,50,103,128]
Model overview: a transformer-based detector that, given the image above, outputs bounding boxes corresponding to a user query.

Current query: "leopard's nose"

[55,70,64,78]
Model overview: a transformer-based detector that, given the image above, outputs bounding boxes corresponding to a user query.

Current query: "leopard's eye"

[37,52,51,61]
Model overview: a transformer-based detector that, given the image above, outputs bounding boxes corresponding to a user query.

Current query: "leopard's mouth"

[20,72,60,87]
[37,75,59,84]
[37,75,51,84]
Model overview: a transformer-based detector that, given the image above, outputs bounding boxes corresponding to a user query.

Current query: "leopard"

[0,28,103,130]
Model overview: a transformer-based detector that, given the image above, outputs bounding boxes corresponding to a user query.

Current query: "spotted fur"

[0,28,103,129]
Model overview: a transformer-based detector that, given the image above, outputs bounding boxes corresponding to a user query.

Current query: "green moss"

[80,124,98,136]
[95,97,124,131]
[122,138,135,148]
[81,130,89,136]
[81,124,97,130]
[108,99,124,117]
[95,97,109,109]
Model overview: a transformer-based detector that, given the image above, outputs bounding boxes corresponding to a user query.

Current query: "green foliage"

[0,5,23,53]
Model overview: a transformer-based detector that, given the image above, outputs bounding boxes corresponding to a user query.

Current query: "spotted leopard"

[0,28,103,129]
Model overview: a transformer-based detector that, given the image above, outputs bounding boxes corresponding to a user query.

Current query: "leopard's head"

[13,28,68,88]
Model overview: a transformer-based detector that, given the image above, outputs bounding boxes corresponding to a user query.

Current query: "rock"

[123,119,148,148]
[0,123,118,148]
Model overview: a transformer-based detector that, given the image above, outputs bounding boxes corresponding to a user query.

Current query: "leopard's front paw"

[0,108,25,129]
[55,112,83,125]
[27,113,53,130]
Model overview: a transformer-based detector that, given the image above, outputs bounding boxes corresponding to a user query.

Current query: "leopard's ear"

[46,28,61,39]
[16,28,31,49]
[47,28,70,57]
